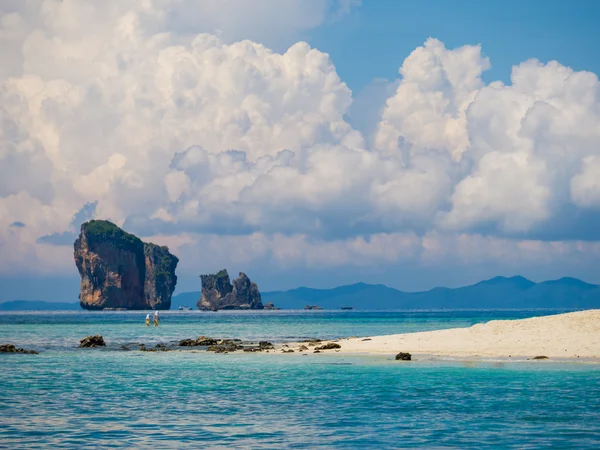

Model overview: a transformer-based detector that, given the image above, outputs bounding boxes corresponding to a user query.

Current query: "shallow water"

[0,309,578,351]
[2,310,599,448]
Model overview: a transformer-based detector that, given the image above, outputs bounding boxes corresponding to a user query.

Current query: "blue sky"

[0,0,599,301]
[307,0,600,93]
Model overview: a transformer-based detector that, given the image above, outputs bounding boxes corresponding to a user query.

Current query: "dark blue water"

[1,310,599,448]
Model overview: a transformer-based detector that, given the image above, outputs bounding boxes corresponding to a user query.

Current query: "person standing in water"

[153,310,160,327]
[145,313,151,326]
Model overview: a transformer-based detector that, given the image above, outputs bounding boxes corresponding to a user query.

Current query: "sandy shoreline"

[283,310,600,359]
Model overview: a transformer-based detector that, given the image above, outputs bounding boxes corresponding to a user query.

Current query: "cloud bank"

[0,1,599,284]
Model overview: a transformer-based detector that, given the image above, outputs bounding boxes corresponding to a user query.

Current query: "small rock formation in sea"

[0,344,38,354]
[395,352,412,361]
[74,220,179,310]
[78,335,106,348]
[197,269,263,311]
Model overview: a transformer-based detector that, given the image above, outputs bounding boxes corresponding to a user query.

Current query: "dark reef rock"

[0,344,38,354]
[395,352,412,361]
[138,343,170,352]
[207,339,244,353]
[259,341,274,349]
[78,335,106,348]
[314,343,341,350]
[178,336,218,347]
[530,355,549,360]
[74,220,178,310]
[243,347,262,353]
[197,269,263,311]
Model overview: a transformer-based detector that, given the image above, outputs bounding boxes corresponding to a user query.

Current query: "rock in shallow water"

[395,352,412,361]
[138,343,170,352]
[259,341,274,349]
[0,344,38,354]
[78,335,106,348]
[178,336,218,346]
[207,340,244,353]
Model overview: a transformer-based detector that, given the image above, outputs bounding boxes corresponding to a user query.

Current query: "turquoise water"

[2,310,600,448]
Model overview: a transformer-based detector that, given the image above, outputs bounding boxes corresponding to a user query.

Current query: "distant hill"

[5,276,600,310]
[257,276,600,310]
[0,300,81,311]
[261,282,409,309]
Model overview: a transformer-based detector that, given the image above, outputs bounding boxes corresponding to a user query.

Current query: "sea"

[1,309,599,449]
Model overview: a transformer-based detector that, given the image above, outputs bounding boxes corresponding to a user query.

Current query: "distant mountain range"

[172,276,600,310]
[0,300,81,311]
[2,276,600,310]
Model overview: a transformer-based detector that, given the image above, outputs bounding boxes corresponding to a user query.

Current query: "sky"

[1,0,599,301]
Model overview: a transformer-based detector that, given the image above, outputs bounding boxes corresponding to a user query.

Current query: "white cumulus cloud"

[0,1,599,282]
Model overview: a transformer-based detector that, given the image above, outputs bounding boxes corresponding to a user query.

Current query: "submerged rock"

[530,355,549,360]
[395,352,412,361]
[197,269,263,311]
[78,335,106,348]
[0,344,38,354]
[74,220,178,310]
[139,343,170,352]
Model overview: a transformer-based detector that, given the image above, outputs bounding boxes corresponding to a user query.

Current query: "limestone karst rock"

[197,269,263,310]
[74,220,178,310]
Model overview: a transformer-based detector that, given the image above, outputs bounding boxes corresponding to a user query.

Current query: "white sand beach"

[290,310,600,359]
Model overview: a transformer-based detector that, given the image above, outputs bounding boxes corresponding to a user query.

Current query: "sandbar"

[286,310,600,360]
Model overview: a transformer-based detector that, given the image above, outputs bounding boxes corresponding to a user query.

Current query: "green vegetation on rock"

[82,220,143,254]
[216,269,229,278]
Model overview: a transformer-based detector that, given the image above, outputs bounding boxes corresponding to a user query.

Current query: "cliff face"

[74,220,178,310]
[144,243,179,310]
[197,269,263,310]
